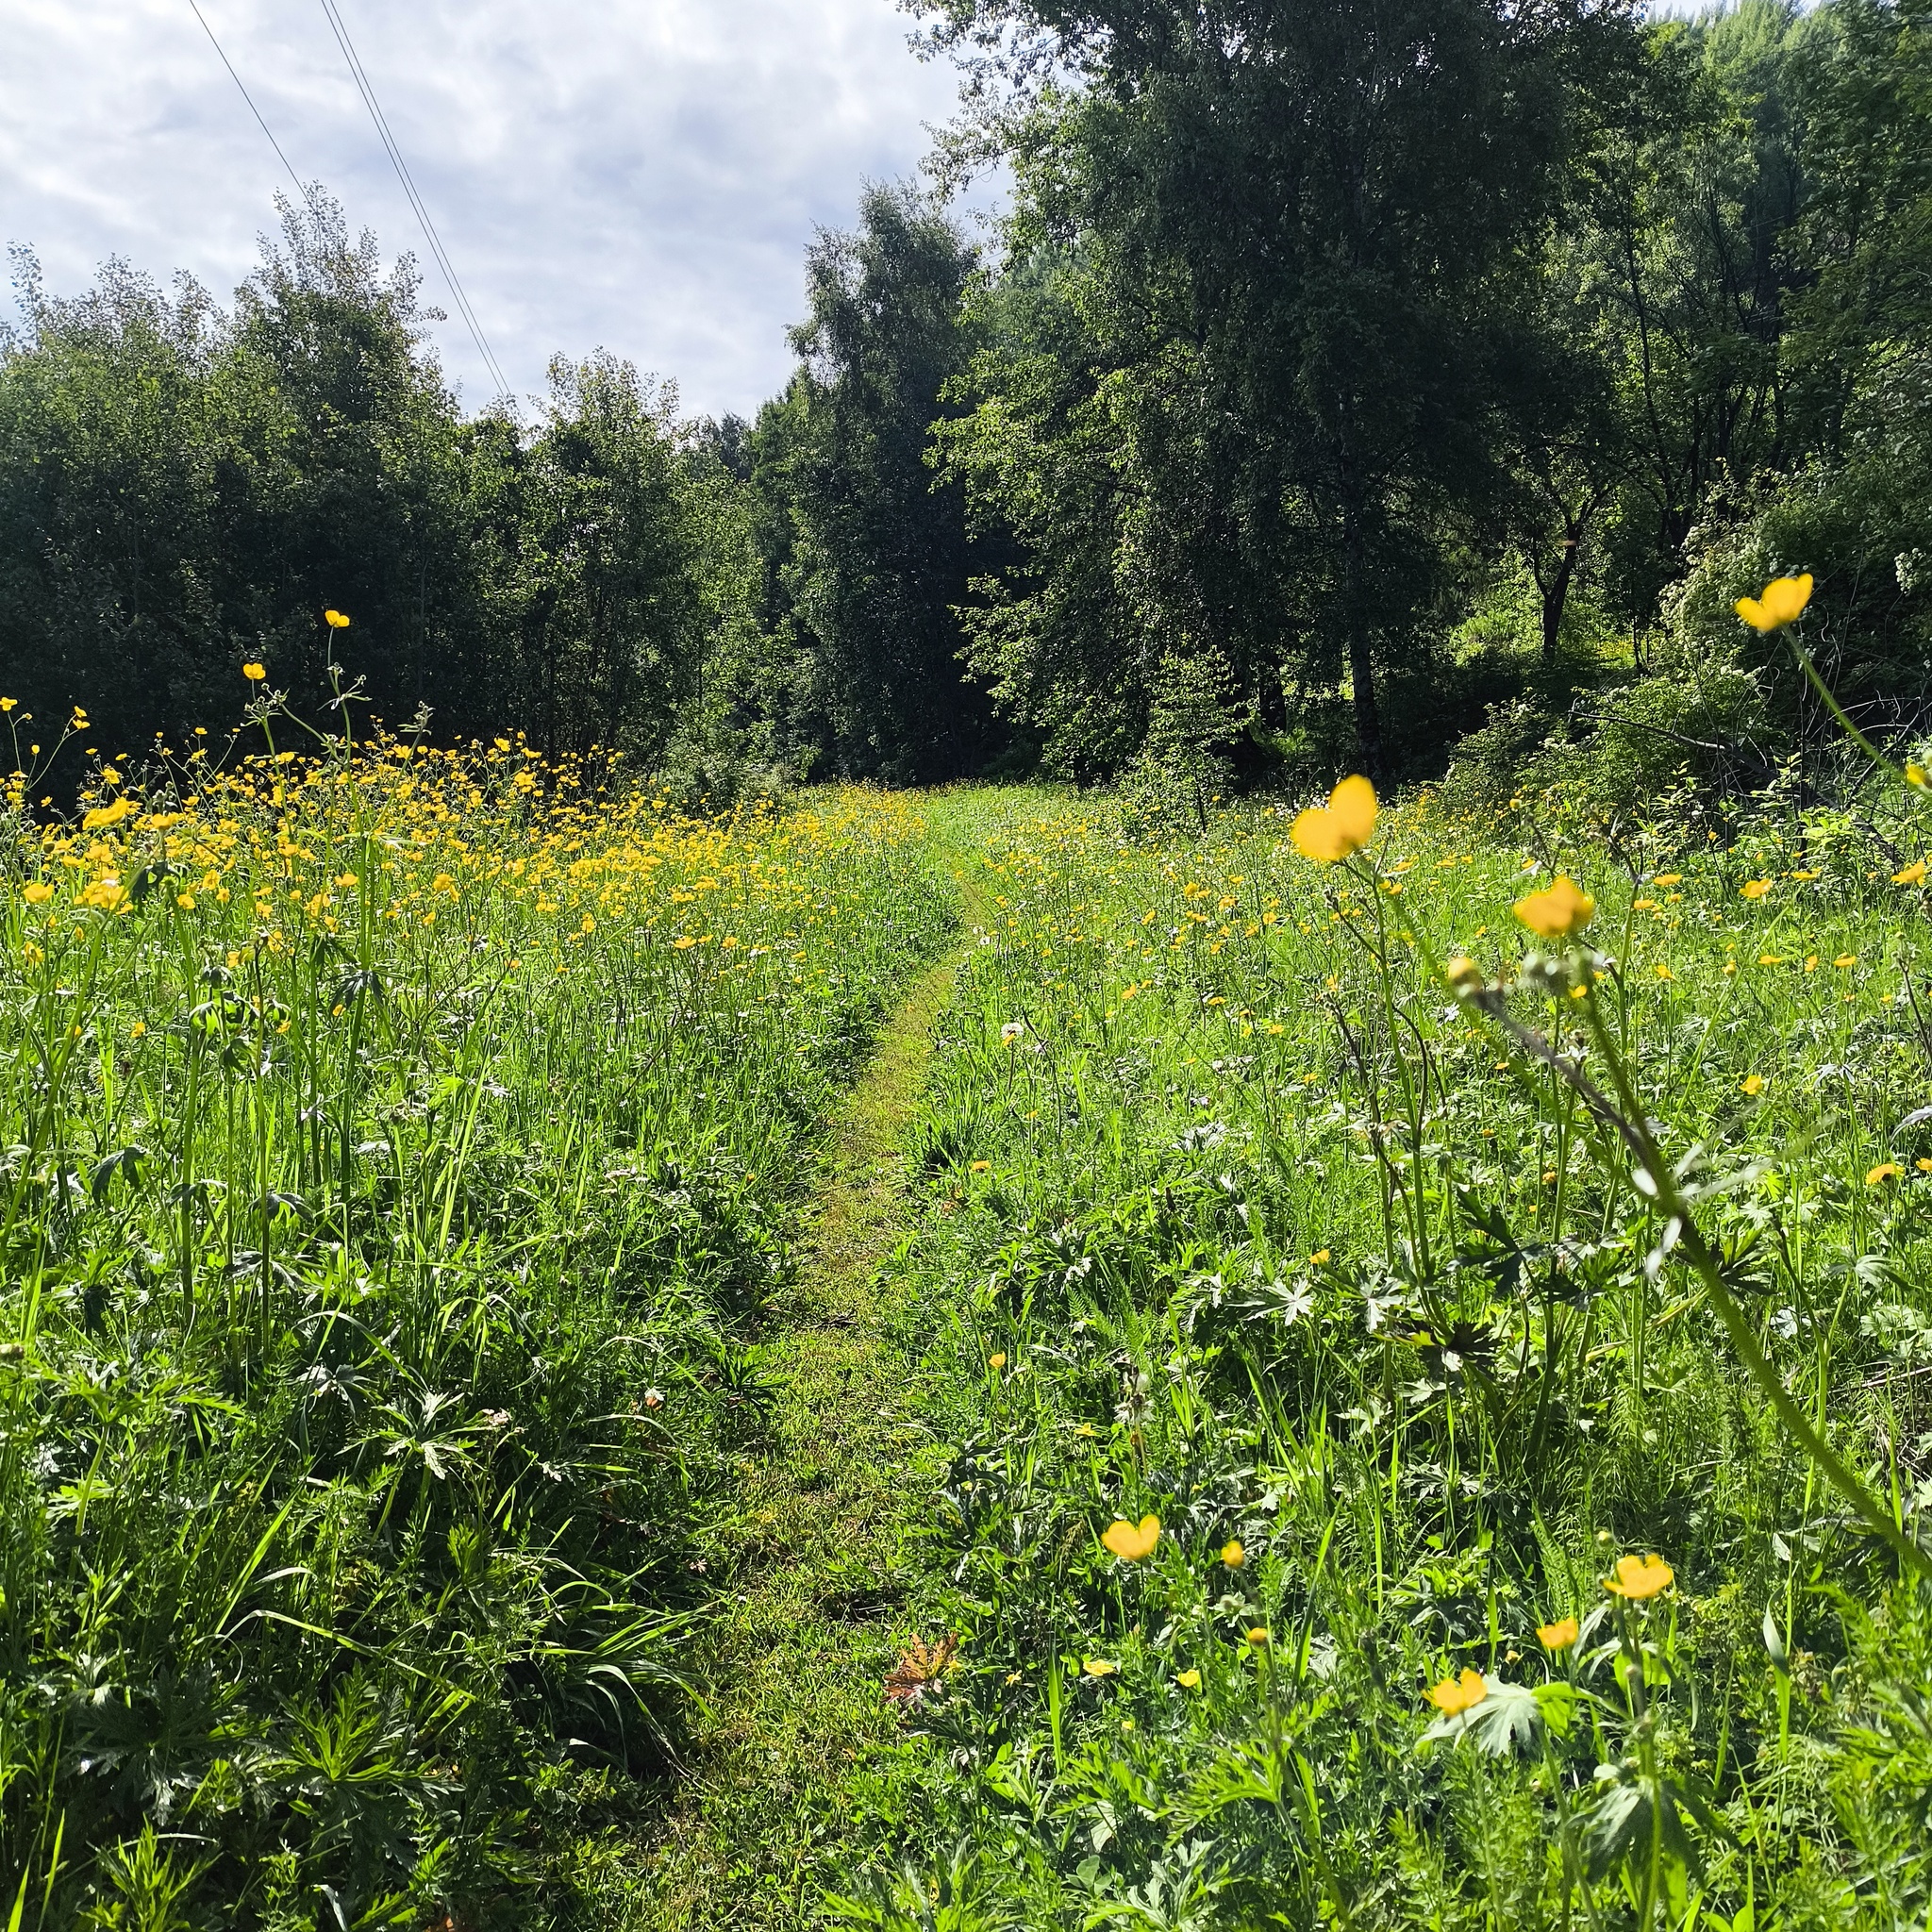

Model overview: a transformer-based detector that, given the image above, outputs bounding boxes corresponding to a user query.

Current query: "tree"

[914,0,1615,777]
[757,184,1005,784]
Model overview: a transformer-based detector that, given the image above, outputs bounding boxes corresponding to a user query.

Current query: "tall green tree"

[753,184,1004,784]
[918,0,1617,777]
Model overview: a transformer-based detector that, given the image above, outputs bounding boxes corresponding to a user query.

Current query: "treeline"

[7,0,1931,798]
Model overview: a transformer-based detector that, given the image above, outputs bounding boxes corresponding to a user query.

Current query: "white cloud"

[0,0,991,418]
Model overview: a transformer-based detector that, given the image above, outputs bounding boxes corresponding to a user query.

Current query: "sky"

[0,0,991,422]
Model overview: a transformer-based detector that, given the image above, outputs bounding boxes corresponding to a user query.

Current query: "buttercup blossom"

[1605,1554,1674,1600]
[1290,774,1377,863]
[1427,1669,1489,1715]
[1101,1515,1161,1561]
[1538,1617,1580,1652]
[1514,875,1595,940]
[242,663,267,682]
[1734,573,1812,632]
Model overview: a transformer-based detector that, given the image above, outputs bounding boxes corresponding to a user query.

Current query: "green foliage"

[0,730,951,1925]
[831,781,1932,1928]
[741,187,1008,785]
[0,198,750,776]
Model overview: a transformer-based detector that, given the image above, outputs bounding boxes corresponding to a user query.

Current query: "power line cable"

[186,0,310,204]
[314,0,511,399]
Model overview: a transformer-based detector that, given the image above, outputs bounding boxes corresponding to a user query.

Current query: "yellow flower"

[1102,1515,1161,1562]
[1604,1554,1674,1600]
[23,883,54,905]
[81,796,135,830]
[1866,1162,1902,1188]
[1740,878,1771,899]
[176,893,195,910]
[1081,1658,1118,1678]
[1427,1669,1489,1715]
[1309,1248,1330,1264]
[1290,774,1377,864]
[970,1159,991,1173]
[1734,573,1813,632]
[1221,1539,1245,1569]
[1245,1626,1270,1647]
[1655,963,1674,982]
[1740,1074,1764,1095]
[242,662,267,682]
[1917,1159,1932,1174]
[989,1353,1008,1371]
[1176,1668,1202,1689]
[1893,859,1927,886]
[0,696,14,710]
[1835,954,1857,968]
[325,608,351,628]
[78,877,126,912]
[1514,874,1595,940]
[1537,1616,1580,1652]
[1908,763,1928,791]
[128,1021,145,1040]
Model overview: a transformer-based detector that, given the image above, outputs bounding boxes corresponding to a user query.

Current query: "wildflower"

[1102,1515,1161,1561]
[1427,1669,1489,1715]
[1291,774,1377,863]
[989,1353,1008,1371]
[1538,1616,1580,1652]
[970,1159,991,1174]
[1740,879,1771,900]
[1514,874,1595,940]
[128,1021,145,1040]
[22,883,53,906]
[0,696,13,710]
[1309,1248,1330,1264]
[1001,1021,1025,1045]
[1082,1658,1118,1677]
[1866,1162,1902,1188]
[1836,955,1857,968]
[1444,955,1484,995]
[1222,1540,1245,1569]
[1741,1074,1764,1095]
[81,797,134,830]
[1245,1627,1270,1647]
[325,608,351,629]
[176,893,195,910]
[1733,573,1813,632]
[1604,1554,1674,1600]
[1909,763,1928,791]
[242,662,267,682]
[1893,860,1927,886]
[1656,963,1674,982]
[1176,1668,1202,1689]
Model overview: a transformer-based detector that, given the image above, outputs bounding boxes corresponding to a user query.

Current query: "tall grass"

[837,778,1932,1931]
[0,710,949,1926]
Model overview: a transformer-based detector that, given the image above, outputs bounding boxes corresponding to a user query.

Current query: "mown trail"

[634,825,991,1929]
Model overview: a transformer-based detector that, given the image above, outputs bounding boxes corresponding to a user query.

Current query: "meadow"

[0,703,949,1926]
[834,774,1932,1931]
[6,682,1932,1931]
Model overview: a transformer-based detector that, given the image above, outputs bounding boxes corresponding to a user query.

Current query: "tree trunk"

[1342,502,1383,780]
[1541,533,1578,665]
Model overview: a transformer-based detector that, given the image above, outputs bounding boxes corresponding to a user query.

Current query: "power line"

[186,0,309,204]
[314,0,512,400]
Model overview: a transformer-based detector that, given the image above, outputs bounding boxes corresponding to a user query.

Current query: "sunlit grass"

[839,779,1932,1930]
[0,724,950,1924]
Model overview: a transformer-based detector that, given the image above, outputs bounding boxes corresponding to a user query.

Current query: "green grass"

[9,751,1932,1931]
[0,734,951,1928]
[821,781,1932,1932]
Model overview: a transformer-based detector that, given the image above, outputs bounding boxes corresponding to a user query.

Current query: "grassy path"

[633,898,973,1929]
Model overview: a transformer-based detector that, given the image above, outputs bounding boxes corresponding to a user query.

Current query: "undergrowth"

[842,776,1932,1929]
[0,711,949,1927]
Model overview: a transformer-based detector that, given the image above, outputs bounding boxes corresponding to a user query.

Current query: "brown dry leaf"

[884,1631,959,1707]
